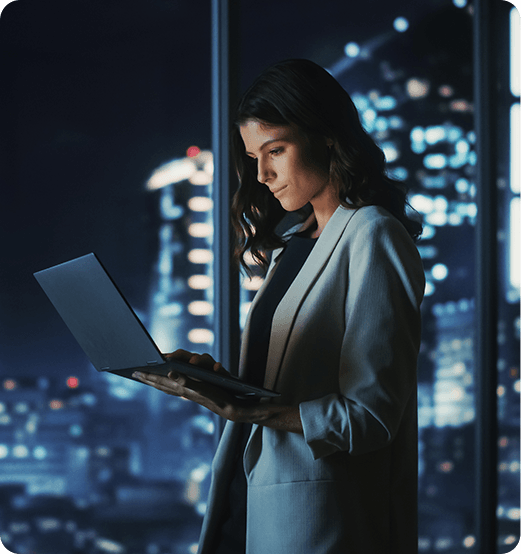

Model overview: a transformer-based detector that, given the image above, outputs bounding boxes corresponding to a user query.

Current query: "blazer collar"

[238,205,358,388]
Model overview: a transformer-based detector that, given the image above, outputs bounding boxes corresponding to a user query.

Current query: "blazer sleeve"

[299,214,425,459]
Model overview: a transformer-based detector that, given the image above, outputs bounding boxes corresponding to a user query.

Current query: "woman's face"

[239,119,337,213]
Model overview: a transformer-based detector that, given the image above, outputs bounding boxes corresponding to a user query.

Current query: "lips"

[271,186,287,196]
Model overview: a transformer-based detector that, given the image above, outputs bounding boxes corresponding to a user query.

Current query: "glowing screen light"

[512,103,520,194]
[511,197,520,290]
[393,17,409,32]
[512,7,520,97]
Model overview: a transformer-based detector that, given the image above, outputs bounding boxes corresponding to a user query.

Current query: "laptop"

[34,253,279,399]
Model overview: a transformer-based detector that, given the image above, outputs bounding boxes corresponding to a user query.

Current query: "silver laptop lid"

[34,253,163,372]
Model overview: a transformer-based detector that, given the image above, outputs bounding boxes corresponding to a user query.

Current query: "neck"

[310,190,341,238]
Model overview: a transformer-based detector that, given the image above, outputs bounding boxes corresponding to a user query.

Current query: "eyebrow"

[245,137,288,157]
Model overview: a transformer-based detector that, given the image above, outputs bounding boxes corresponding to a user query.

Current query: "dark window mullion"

[473,0,499,552]
[211,0,241,437]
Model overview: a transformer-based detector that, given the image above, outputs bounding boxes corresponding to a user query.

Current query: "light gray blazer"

[197,205,425,554]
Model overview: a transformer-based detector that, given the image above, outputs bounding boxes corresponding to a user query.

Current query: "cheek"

[299,143,330,180]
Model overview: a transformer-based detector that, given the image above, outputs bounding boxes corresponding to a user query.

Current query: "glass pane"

[0,3,213,554]
[496,4,520,552]
[239,2,478,552]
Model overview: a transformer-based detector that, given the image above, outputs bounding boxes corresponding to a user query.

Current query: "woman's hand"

[132,349,249,423]
[164,349,229,376]
[132,349,303,433]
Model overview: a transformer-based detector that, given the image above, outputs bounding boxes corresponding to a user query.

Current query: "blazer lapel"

[264,205,358,390]
[237,211,317,378]
[237,245,285,378]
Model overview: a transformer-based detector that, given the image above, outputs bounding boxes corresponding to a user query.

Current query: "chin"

[277,198,308,213]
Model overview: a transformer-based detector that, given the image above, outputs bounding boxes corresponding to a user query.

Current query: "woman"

[133,59,425,554]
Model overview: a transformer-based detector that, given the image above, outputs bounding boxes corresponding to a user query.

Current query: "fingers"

[164,349,193,362]
[212,362,229,375]
[131,370,248,421]
[133,370,200,395]
[131,371,183,397]
[133,370,227,410]
[164,350,220,371]
[187,353,216,370]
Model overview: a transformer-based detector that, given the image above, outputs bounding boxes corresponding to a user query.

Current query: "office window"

[0,3,214,553]
[496,4,520,552]
[237,2,518,553]
[0,1,517,553]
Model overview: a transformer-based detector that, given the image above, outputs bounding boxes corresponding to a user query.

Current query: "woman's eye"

[270,148,282,156]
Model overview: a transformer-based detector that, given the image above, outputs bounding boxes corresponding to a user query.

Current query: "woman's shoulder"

[349,204,396,224]
[340,206,425,292]
[339,204,406,238]
[341,205,422,265]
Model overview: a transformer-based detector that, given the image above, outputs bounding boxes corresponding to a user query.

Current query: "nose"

[257,157,273,185]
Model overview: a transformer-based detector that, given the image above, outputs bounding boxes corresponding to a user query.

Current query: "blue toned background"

[0,1,518,553]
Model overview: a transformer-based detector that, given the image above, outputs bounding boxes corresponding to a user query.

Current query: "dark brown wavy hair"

[231,59,422,273]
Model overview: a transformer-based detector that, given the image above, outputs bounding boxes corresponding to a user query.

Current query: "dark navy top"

[213,233,317,554]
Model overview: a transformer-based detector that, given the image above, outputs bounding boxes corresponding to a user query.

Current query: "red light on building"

[67,377,79,389]
[186,146,201,158]
[3,380,16,391]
